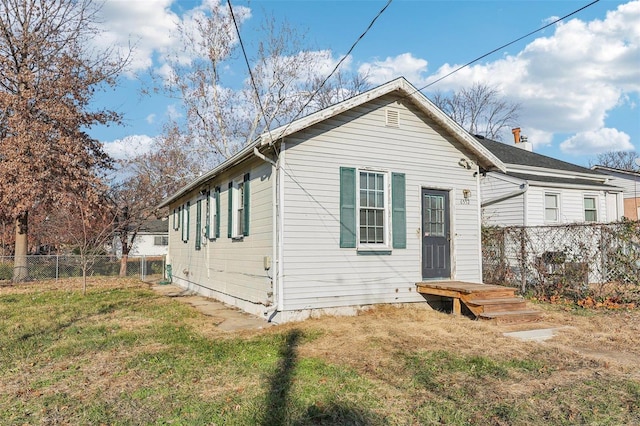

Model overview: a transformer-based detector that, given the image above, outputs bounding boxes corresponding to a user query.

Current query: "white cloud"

[358,53,429,86]
[560,128,634,155]
[146,114,156,124]
[421,0,640,150]
[96,0,180,74]
[103,135,156,160]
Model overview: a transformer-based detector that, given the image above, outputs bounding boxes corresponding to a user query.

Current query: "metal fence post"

[56,255,59,281]
[140,256,144,281]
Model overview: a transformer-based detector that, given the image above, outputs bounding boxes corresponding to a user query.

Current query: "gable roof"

[160,77,506,208]
[475,136,604,176]
[257,77,505,171]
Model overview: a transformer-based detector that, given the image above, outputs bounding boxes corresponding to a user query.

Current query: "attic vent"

[386,108,400,127]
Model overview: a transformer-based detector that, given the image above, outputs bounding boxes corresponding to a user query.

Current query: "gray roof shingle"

[475,136,603,176]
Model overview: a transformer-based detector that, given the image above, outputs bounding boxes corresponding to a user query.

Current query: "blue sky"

[93,0,639,167]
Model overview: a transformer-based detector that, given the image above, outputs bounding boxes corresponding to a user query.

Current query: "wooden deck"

[416,281,541,323]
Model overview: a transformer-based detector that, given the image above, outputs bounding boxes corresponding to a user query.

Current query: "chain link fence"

[482,220,640,301]
[0,255,166,283]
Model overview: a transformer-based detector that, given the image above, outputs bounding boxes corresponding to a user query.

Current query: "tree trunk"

[119,253,128,277]
[13,212,29,282]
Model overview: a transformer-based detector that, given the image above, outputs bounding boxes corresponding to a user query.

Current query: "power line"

[418,0,600,92]
[285,0,393,125]
[227,0,274,143]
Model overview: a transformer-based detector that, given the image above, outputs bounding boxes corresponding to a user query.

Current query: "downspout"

[481,182,529,208]
[253,147,281,320]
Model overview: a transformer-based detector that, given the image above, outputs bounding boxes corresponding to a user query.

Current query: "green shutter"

[243,173,250,236]
[204,192,210,239]
[227,182,233,238]
[215,187,221,238]
[196,199,202,250]
[392,172,406,249]
[340,167,357,248]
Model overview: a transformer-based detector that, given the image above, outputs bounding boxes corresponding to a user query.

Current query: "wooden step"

[465,297,528,313]
[478,310,542,324]
[466,289,517,299]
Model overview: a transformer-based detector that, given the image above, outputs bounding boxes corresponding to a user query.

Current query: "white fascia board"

[592,165,640,178]
[507,164,608,182]
[526,180,624,192]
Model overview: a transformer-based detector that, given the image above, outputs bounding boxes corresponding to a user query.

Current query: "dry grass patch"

[1,278,639,425]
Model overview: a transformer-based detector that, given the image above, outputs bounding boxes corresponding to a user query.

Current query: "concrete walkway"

[150,284,274,332]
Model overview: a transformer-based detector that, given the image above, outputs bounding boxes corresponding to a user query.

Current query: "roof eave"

[157,140,261,209]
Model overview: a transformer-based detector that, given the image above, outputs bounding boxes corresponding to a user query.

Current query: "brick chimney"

[512,127,532,152]
[512,127,521,144]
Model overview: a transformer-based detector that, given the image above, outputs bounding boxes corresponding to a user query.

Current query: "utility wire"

[417,0,600,92]
[283,0,393,128]
[227,0,275,144]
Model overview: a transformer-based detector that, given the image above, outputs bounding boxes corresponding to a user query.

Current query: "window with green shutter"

[340,167,406,250]
[228,174,251,239]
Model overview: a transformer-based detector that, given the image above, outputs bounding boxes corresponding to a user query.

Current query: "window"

[544,194,559,223]
[181,202,190,242]
[205,188,219,240]
[228,174,250,238]
[340,167,406,250]
[359,171,387,245]
[154,236,169,246]
[584,197,597,222]
[172,208,179,230]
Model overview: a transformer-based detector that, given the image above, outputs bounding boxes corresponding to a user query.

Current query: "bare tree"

[590,151,639,171]
[161,3,367,173]
[47,193,115,294]
[0,0,129,281]
[431,82,520,140]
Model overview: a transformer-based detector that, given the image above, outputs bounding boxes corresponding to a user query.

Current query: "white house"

[478,133,624,226]
[591,166,640,220]
[113,218,169,257]
[159,77,506,323]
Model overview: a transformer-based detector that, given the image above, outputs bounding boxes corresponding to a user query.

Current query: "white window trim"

[544,192,560,223]
[356,169,391,250]
[181,203,189,242]
[207,189,217,240]
[583,195,598,222]
[231,177,245,239]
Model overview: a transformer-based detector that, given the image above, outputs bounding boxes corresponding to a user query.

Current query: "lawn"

[1,278,639,425]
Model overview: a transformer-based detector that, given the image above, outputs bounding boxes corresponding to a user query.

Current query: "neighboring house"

[591,166,640,220]
[478,133,624,226]
[113,218,169,257]
[159,77,506,323]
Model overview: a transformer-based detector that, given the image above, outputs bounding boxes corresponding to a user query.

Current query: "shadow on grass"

[261,329,301,426]
[260,329,382,426]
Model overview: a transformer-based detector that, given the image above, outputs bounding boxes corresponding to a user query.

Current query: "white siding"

[595,170,640,199]
[167,158,274,316]
[480,173,525,226]
[112,233,169,257]
[525,185,611,226]
[280,95,483,313]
